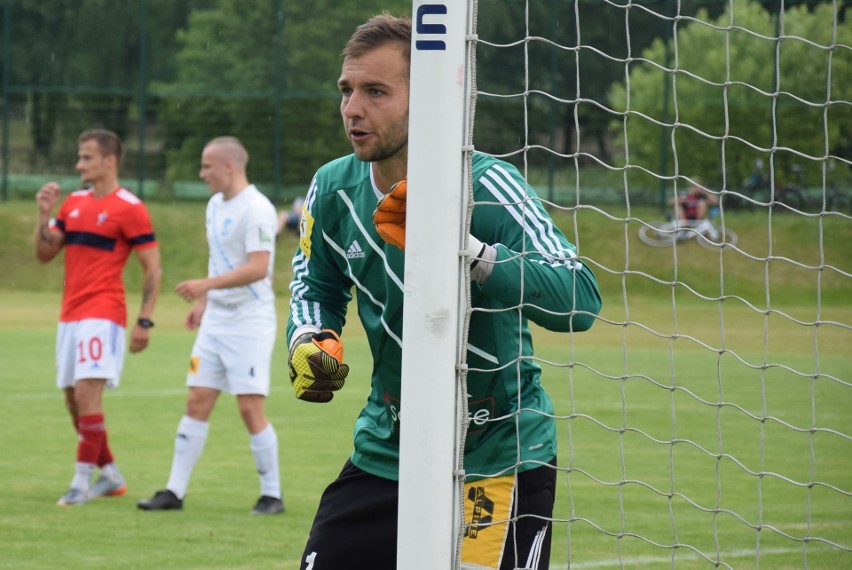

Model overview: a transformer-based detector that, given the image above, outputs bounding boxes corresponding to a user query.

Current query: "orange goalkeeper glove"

[288,329,349,403]
[373,180,407,250]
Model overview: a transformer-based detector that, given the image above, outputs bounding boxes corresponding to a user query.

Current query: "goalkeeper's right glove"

[288,329,350,403]
[373,179,407,250]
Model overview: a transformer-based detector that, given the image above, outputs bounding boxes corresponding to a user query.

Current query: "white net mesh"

[462,0,851,567]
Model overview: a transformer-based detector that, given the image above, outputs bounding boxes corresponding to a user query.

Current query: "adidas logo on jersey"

[346,240,366,259]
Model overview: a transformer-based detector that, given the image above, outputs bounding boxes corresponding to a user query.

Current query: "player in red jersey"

[34,129,162,506]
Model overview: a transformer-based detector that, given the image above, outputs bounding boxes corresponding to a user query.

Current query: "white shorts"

[56,319,126,389]
[187,322,276,396]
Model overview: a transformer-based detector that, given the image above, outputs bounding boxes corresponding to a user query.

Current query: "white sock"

[166,415,209,499]
[100,462,121,480]
[71,462,95,491]
[249,424,281,499]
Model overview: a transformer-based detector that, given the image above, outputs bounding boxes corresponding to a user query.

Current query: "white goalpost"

[397,2,471,569]
[399,1,851,569]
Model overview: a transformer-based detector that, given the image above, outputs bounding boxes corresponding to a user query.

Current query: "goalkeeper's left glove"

[373,179,407,250]
[288,329,349,403]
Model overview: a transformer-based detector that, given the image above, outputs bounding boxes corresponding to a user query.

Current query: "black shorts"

[299,458,557,570]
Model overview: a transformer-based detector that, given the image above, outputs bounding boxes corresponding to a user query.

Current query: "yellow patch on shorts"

[461,473,515,569]
[188,355,200,375]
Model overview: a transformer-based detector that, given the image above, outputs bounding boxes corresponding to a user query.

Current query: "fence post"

[2,1,11,202]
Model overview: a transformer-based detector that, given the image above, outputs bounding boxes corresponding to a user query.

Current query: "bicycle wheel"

[696,226,738,249]
[638,221,677,247]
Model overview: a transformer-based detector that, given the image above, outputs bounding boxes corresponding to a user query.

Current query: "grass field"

[1,199,850,568]
[0,293,360,569]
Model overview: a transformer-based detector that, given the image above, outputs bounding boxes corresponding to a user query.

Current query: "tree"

[3,0,78,161]
[1,0,207,166]
[608,0,851,191]
[157,0,410,192]
[473,0,729,166]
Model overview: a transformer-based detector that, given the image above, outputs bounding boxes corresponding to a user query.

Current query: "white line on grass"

[4,385,291,401]
[550,546,828,569]
[4,388,185,400]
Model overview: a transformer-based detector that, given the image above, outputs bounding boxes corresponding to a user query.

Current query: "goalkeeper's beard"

[349,117,409,163]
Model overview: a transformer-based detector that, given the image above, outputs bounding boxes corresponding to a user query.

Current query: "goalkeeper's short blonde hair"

[343,13,411,65]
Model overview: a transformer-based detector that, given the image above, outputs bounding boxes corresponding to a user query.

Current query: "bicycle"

[770,162,852,214]
[638,217,738,249]
[769,164,806,212]
[721,159,807,212]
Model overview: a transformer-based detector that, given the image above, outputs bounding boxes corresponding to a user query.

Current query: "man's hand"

[34,182,65,262]
[36,182,62,215]
[175,279,209,302]
[129,325,151,354]
[185,301,206,330]
[289,329,350,403]
[373,180,406,250]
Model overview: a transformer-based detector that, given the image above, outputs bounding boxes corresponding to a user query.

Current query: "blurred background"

[2,0,848,209]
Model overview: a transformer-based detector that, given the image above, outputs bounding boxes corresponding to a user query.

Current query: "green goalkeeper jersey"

[287,152,601,481]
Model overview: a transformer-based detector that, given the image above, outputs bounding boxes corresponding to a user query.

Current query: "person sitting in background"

[672,181,718,221]
[277,197,304,237]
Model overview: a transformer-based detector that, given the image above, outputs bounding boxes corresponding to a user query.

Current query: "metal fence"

[0,0,352,205]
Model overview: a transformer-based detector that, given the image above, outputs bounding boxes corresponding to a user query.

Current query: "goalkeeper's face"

[339,44,410,164]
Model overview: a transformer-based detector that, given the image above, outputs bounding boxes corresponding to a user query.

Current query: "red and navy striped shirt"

[52,187,157,326]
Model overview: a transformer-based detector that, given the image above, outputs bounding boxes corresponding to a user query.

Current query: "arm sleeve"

[244,203,277,254]
[472,160,602,332]
[480,244,601,332]
[286,176,353,343]
[124,202,157,249]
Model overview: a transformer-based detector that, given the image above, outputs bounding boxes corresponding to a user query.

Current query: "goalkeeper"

[287,13,602,570]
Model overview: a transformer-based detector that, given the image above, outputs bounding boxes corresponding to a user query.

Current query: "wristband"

[467,234,497,285]
[469,243,487,269]
[137,318,155,329]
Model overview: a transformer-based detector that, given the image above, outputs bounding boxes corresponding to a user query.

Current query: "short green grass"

[1,294,849,568]
[0,293,362,570]
[1,198,850,568]
[536,301,852,569]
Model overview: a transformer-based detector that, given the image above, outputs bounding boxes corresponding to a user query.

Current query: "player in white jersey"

[138,137,284,515]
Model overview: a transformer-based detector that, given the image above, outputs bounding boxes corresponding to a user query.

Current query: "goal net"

[401,1,852,568]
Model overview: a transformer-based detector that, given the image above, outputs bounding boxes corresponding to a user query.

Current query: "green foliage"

[156,0,410,187]
[473,0,728,164]
[4,0,207,159]
[10,0,844,195]
[156,0,283,182]
[608,0,851,188]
